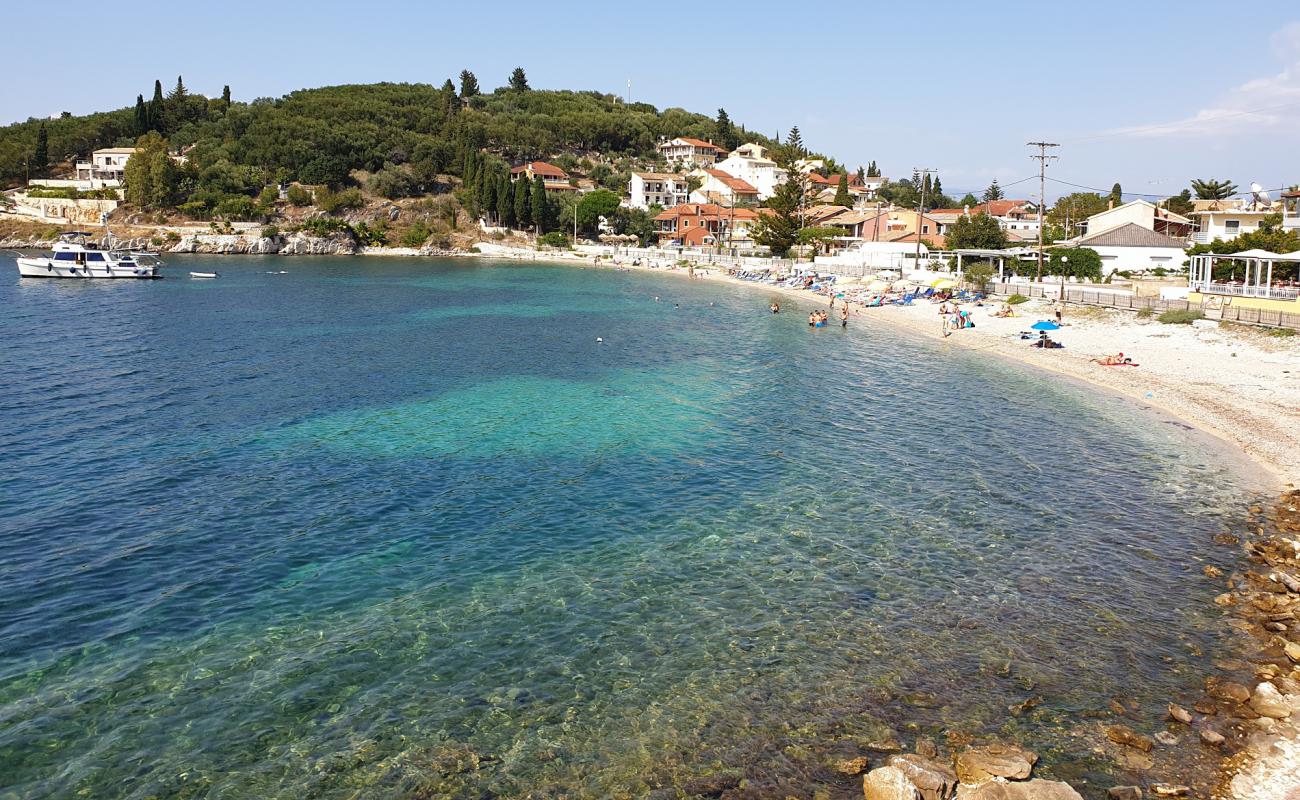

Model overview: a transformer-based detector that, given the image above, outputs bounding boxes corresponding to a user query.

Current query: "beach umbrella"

[930,277,956,289]
[866,279,889,291]
[1030,320,1060,331]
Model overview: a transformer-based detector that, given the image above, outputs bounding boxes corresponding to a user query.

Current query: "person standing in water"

[770,301,780,314]
[839,304,849,328]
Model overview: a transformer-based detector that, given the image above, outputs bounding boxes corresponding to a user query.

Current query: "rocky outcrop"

[953,779,1083,800]
[885,754,957,800]
[277,231,355,255]
[863,765,921,800]
[169,234,283,255]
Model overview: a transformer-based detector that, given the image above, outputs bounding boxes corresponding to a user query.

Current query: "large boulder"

[954,779,1084,799]
[955,743,1038,784]
[863,765,922,800]
[885,754,957,800]
[1248,681,1293,719]
[169,234,282,255]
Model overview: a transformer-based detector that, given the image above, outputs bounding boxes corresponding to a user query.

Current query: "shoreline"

[547,252,1296,492]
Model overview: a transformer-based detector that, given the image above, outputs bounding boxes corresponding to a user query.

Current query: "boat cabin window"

[85,252,105,262]
[53,252,76,261]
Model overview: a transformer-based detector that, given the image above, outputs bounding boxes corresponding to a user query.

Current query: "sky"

[3,0,1297,203]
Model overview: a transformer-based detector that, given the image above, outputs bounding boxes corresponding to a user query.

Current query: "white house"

[1082,200,1193,240]
[628,172,689,210]
[1188,200,1279,244]
[657,137,723,168]
[75,148,136,186]
[688,169,760,206]
[1072,223,1189,274]
[713,142,788,200]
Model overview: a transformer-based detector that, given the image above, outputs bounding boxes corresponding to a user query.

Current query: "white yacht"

[15,232,163,279]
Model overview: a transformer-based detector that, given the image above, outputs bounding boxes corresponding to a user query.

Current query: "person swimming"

[770,302,780,314]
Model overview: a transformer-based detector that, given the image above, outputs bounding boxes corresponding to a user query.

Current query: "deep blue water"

[0,257,1254,798]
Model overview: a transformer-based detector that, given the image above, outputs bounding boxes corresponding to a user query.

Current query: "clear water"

[0,257,1254,799]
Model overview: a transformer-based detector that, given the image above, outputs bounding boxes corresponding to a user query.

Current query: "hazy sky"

[3,0,1296,201]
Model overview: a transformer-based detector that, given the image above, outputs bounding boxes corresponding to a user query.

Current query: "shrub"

[296,217,353,237]
[316,187,364,214]
[367,167,415,199]
[1136,307,1154,319]
[1007,293,1029,305]
[214,195,257,221]
[400,221,430,247]
[538,231,570,248]
[286,184,313,206]
[353,221,388,246]
[262,225,280,239]
[1157,309,1204,325]
[1269,327,1296,337]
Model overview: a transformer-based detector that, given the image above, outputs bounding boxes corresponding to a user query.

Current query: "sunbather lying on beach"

[1090,352,1135,365]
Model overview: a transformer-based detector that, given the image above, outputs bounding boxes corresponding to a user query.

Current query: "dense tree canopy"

[1191,178,1237,200]
[945,213,1007,250]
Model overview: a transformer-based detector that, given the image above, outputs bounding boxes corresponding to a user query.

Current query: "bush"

[316,187,364,214]
[538,231,570,248]
[400,221,430,247]
[367,167,415,199]
[262,225,280,239]
[1157,309,1204,325]
[1136,307,1154,319]
[296,217,353,237]
[1007,293,1029,305]
[353,221,387,246]
[214,195,257,220]
[1269,327,1296,337]
[286,184,313,206]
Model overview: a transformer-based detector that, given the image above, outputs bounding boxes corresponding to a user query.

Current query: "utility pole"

[913,167,933,273]
[1027,142,1059,284]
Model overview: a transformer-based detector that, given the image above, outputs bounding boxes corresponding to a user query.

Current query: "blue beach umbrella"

[1031,320,1060,331]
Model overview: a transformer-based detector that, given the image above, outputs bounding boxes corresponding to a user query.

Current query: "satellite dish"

[1251,182,1273,209]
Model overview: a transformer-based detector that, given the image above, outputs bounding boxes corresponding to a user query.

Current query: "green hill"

[0,77,777,192]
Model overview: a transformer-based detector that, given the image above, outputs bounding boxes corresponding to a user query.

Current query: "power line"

[1048,176,1295,201]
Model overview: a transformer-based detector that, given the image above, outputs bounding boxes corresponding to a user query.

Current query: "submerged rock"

[953,779,1083,799]
[1107,787,1143,800]
[954,743,1037,784]
[1209,681,1252,704]
[835,756,870,775]
[863,765,921,800]
[1105,725,1154,752]
[1167,703,1192,724]
[915,738,939,759]
[1148,784,1189,797]
[1199,728,1225,746]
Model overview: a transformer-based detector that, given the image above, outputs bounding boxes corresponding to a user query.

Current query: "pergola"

[1189,250,1300,300]
[941,248,1038,280]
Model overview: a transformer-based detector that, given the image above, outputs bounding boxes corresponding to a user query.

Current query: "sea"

[0,256,1261,798]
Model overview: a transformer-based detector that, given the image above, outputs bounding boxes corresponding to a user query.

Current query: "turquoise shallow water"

[0,257,1255,798]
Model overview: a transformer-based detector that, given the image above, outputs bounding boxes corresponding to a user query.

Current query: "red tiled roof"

[511,161,568,178]
[703,169,759,194]
[674,137,722,150]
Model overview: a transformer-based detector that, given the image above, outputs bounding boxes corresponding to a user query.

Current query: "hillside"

[0,78,782,192]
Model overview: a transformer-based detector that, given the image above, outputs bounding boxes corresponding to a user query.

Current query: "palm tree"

[1190,178,1238,200]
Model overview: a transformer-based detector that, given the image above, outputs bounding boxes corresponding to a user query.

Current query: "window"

[54,252,76,261]
[85,252,105,262]
[1225,220,1240,233]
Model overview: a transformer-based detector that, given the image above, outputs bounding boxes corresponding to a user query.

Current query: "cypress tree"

[149,80,165,132]
[832,174,851,207]
[221,85,231,113]
[867,160,879,177]
[855,165,866,185]
[531,175,547,231]
[509,67,530,91]
[134,95,148,135]
[481,168,498,221]
[498,176,515,227]
[33,122,48,170]
[932,175,943,199]
[514,172,530,226]
[1110,182,1123,206]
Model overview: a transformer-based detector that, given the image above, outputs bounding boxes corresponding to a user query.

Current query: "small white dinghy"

[189,271,219,279]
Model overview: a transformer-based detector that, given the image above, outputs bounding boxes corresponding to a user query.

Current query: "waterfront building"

[628,173,690,210]
[688,169,760,207]
[713,143,788,200]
